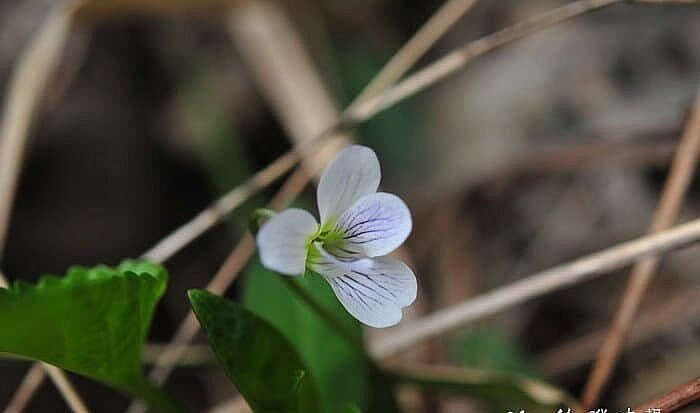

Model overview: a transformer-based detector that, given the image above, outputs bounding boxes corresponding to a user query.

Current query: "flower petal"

[309,247,417,328]
[256,208,318,276]
[328,192,412,258]
[317,145,381,226]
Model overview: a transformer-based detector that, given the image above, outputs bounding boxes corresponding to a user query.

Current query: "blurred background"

[0,0,699,411]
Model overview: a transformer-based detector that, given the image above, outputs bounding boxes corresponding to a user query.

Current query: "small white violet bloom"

[256,145,417,328]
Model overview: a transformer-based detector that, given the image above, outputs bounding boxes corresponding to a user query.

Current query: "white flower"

[256,145,417,328]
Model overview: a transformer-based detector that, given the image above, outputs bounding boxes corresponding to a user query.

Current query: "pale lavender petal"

[317,145,381,226]
[256,208,318,276]
[309,246,417,328]
[328,192,411,258]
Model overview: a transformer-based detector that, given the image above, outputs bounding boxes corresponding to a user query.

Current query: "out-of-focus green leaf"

[243,261,369,413]
[457,328,540,378]
[188,289,320,413]
[392,363,578,413]
[450,328,563,412]
[0,261,178,413]
[327,37,427,189]
[366,366,401,413]
[339,405,363,413]
[181,71,264,233]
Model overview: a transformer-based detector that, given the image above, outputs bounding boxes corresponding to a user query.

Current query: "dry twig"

[0,1,77,254]
[370,218,700,358]
[349,0,478,107]
[142,344,213,366]
[634,377,700,413]
[2,364,44,413]
[582,87,700,408]
[343,0,623,124]
[539,288,700,375]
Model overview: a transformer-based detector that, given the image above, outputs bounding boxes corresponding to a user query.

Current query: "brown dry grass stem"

[3,363,91,413]
[141,150,301,263]
[581,87,700,408]
[370,217,700,358]
[2,364,44,413]
[539,288,700,375]
[349,0,479,107]
[343,0,623,124]
[0,1,77,255]
[142,344,213,366]
[634,377,700,413]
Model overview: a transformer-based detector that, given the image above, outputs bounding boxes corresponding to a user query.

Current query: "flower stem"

[280,276,365,352]
[248,208,276,235]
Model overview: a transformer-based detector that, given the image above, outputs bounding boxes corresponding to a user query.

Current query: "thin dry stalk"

[41,364,90,413]
[142,344,213,366]
[141,150,300,262]
[345,0,698,125]
[344,0,623,124]
[349,0,479,107]
[206,397,250,413]
[539,288,700,375]
[229,0,350,170]
[581,88,700,408]
[0,2,92,412]
[634,377,700,413]
[370,218,700,358]
[3,364,44,413]
[0,0,77,255]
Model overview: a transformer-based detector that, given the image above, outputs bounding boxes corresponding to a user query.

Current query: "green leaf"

[457,328,540,378]
[327,36,427,189]
[366,366,401,413]
[0,260,179,412]
[339,405,363,413]
[188,289,320,413]
[452,328,556,412]
[181,69,264,234]
[243,261,369,413]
